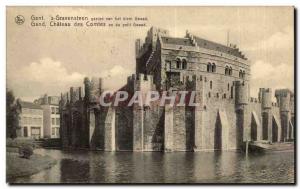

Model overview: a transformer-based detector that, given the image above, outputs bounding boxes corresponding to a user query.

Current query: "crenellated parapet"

[133,73,155,92]
[275,89,294,141]
[70,87,82,103]
[185,30,198,47]
[84,77,102,105]
[275,89,293,112]
[249,97,260,103]
[259,88,272,109]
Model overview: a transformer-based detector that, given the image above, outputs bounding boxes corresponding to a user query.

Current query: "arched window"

[239,69,243,78]
[227,83,230,91]
[210,81,213,89]
[208,92,211,98]
[207,63,212,72]
[225,66,229,75]
[239,70,246,79]
[176,58,181,69]
[182,59,187,69]
[229,66,232,75]
[212,63,216,73]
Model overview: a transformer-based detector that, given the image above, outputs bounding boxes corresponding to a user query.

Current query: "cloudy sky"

[7,7,294,101]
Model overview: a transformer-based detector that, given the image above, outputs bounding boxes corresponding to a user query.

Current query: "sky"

[7,6,294,101]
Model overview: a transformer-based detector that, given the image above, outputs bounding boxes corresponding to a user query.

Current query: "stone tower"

[275,89,293,141]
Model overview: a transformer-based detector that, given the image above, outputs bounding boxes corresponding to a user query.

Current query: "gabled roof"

[194,36,245,59]
[20,101,42,110]
[160,35,246,59]
[161,37,194,47]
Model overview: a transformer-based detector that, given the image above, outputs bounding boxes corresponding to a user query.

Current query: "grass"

[6,152,57,181]
[6,138,34,148]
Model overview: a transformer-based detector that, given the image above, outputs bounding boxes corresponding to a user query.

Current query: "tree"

[6,90,21,139]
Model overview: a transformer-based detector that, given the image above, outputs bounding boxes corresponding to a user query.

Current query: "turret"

[135,39,141,57]
[84,77,102,104]
[275,89,293,142]
[84,77,91,102]
[234,80,250,147]
[43,94,48,105]
[78,87,82,100]
[259,88,272,109]
[70,87,74,103]
[275,89,292,112]
[235,81,249,105]
[258,88,273,141]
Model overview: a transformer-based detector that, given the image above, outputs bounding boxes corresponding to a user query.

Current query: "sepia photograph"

[6,6,295,184]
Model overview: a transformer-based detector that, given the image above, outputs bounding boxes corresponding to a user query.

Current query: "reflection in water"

[60,159,90,183]
[10,149,294,183]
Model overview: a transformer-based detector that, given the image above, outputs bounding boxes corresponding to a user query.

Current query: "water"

[10,149,294,184]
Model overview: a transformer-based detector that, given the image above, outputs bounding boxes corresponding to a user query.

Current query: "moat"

[9,149,294,183]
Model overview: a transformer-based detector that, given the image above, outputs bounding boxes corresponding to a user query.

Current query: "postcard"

[6,6,295,184]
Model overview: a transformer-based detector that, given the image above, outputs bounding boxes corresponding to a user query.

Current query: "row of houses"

[18,94,60,139]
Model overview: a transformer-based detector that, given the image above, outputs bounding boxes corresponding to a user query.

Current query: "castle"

[59,27,294,152]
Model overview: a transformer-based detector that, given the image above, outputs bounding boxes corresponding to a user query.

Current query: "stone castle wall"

[59,27,294,152]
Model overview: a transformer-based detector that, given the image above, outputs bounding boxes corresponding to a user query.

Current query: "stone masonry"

[59,27,295,151]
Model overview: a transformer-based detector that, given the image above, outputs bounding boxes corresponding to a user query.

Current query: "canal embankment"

[6,138,57,181]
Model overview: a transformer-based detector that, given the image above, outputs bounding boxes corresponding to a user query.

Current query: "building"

[19,101,43,139]
[59,27,295,151]
[34,95,60,138]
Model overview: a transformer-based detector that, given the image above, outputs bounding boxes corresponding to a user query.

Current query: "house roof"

[161,35,246,59]
[20,101,42,110]
[161,37,194,47]
[194,36,245,59]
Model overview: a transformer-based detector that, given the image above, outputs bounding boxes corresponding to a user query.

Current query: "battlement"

[275,89,293,97]
[258,88,272,109]
[60,92,69,108]
[69,87,82,103]
[250,97,260,103]
[59,86,82,108]
[136,27,170,58]
[127,73,156,92]
[185,31,198,47]
[127,73,154,83]
[136,73,153,82]
[275,89,293,112]
[84,77,102,103]
[185,30,247,60]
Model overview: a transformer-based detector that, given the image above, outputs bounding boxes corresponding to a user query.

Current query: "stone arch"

[72,111,82,147]
[115,109,132,150]
[288,120,294,140]
[62,113,71,147]
[262,112,269,140]
[214,110,229,150]
[272,115,281,142]
[251,112,261,141]
[215,113,222,150]
[280,114,288,141]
